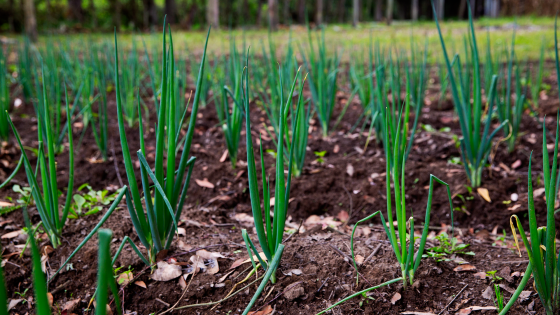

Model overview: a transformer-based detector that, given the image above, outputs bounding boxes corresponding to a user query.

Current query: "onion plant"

[95,229,122,315]
[507,119,560,315]
[501,18,560,315]
[496,31,527,152]
[0,47,9,141]
[432,1,507,187]
[117,39,140,127]
[529,38,546,109]
[114,23,211,265]
[301,27,341,137]
[6,79,75,248]
[214,38,244,168]
[241,50,302,285]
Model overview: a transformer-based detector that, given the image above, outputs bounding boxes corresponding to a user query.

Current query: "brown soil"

[0,65,558,314]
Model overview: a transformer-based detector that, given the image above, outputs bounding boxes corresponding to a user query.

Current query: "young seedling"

[95,229,122,315]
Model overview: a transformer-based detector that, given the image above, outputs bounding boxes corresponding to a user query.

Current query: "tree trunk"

[89,0,96,28]
[337,0,344,23]
[316,0,323,26]
[68,0,83,20]
[298,0,305,23]
[283,0,290,25]
[385,0,393,25]
[112,0,121,31]
[375,0,382,21]
[352,0,359,27]
[23,0,37,41]
[165,0,177,24]
[256,0,264,27]
[268,0,278,30]
[458,0,467,19]
[411,0,418,21]
[143,0,156,29]
[206,0,219,29]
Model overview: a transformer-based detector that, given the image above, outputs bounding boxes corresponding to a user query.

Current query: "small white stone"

[14,98,22,108]
[511,193,519,202]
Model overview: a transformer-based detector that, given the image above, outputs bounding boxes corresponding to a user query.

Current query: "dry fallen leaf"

[47,292,53,307]
[218,270,235,283]
[62,299,80,313]
[473,272,487,279]
[336,210,349,222]
[533,187,546,198]
[304,215,342,228]
[400,312,436,315]
[177,240,193,251]
[1,230,22,239]
[346,164,354,177]
[459,306,496,314]
[477,188,491,203]
[179,274,188,289]
[391,292,401,305]
[248,305,273,315]
[230,252,268,269]
[355,255,364,265]
[0,201,14,207]
[195,178,215,189]
[8,299,22,311]
[151,261,182,281]
[234,213,254,223]
[134,281,147,289]
[117,271,133,286]
[196,250,225,274]
[333,144,340,153]
[454,264,476,272]
[219,150,228,163]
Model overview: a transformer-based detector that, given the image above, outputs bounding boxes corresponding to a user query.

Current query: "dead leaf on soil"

[1,230,22,239]
[333,144,340,153]
[62,299,80,313]
[248,305,273,315]
[47,292,53,307]
[219,270,235,283]
[189,255,206,274]
[533,187,545,198]
[363,195,375,204]
[304,215,342,228]
[507,204,522,212]
[117,271,133,286]
[454,264,476,272]
[0,201,14,207]
[400,312,436,315]
[473,272,487,279]
[219,150,228,163]
[458,306,496,314]
[336,210,349,222]
[234,213,254,223]
[355,255,364,265]
[346,164,354,177]
[477,188,491,203]
[151,261,182,281]
[134,281,147,289]
[391,292,401,305]
[196,250,225,274]
[511,160,522,169]
[195,178,215,189]
[177,240,193,251]
[230,252,268,269]
[8,299,22,311]
[269,197,295,206]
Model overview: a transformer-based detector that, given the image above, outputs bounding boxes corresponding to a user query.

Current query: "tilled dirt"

[0,65,558,314]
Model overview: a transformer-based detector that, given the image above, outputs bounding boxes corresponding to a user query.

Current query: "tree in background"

[316,0,323,26]
[386,0,393,24]
[352,0,359,27]
[207,0,219,29]
[23,0,37,41]
[268,0,278,31]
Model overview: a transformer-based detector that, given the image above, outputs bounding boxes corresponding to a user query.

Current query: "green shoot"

[6,79,75,248]
[114,22,211,265]
[432,1,508,187]
[95,229,122,315]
